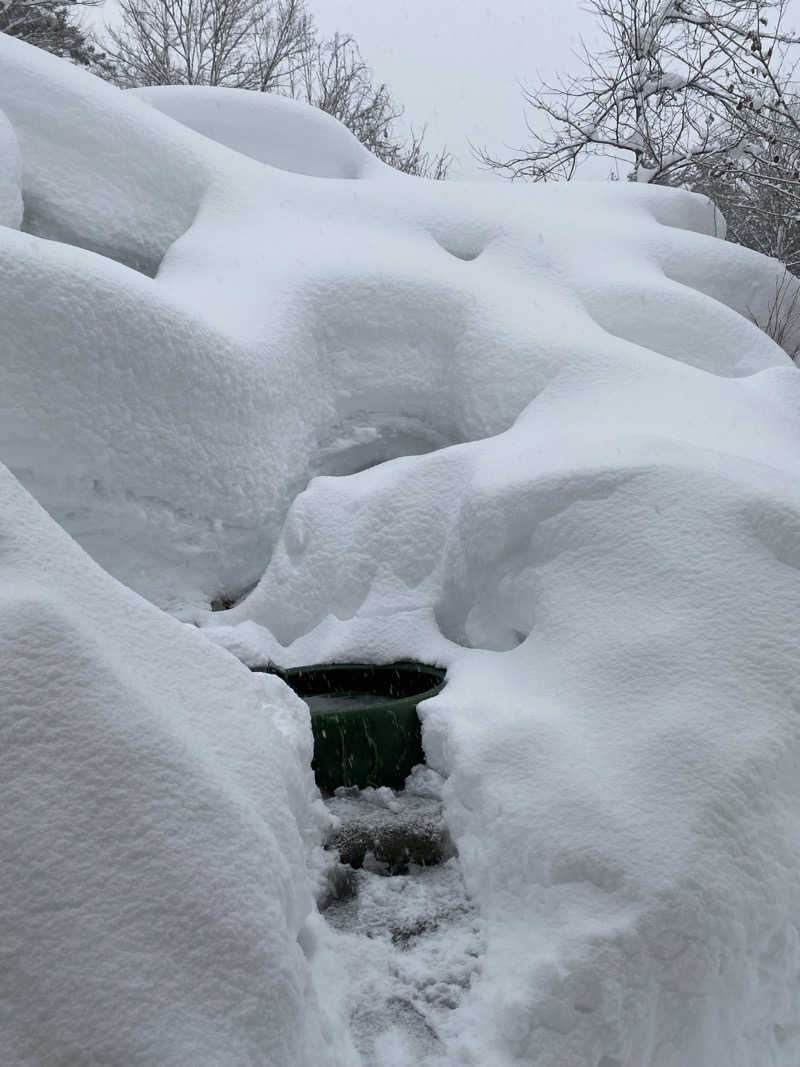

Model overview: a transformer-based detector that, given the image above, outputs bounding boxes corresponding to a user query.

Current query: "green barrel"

[251,661,446,792]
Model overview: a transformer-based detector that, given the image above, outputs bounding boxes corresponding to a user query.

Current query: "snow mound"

[4,33,800,1067]
[212,374,800,1065]
[0,30,791,609]
[131,85,383,179]
[0,36,215,274]
[0,108,22,228]
[0,463,354,1067]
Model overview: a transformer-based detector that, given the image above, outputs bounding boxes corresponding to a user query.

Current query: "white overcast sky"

[310,0,595,179]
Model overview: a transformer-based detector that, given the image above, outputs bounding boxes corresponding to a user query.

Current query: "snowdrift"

[0,463,353,1066]
[3,31,800,1067]
[0,33,791,611]
[131,84,388,179]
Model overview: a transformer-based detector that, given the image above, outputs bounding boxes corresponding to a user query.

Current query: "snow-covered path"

[319,787,484,1066]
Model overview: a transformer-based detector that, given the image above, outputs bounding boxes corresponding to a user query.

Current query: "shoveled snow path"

[319,786,484,1066]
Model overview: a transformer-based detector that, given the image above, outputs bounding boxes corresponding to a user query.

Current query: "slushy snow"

[3,29,800,1067]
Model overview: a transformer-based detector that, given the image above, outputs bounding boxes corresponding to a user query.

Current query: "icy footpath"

[3,31,800,1067]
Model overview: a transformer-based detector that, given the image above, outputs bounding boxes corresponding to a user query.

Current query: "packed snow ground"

[3,30,800,1067]
[319,774,484,1066]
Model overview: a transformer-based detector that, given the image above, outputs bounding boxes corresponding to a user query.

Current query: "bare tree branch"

[102,0,450,177]
[479,0,800,195]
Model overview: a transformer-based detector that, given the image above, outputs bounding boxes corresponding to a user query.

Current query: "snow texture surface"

[131,85,387,179]
[0,464,354,1066]
[0,107,22,228]
[3,33,800,1067]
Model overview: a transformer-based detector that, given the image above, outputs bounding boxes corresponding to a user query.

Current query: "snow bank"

[211,375,800,1067]
[0,32,792,609]
[4,33,800,1067]
[0,36,215,274]
[0,108,22,228]
[0,462,353,1066]
[132,85,383,179]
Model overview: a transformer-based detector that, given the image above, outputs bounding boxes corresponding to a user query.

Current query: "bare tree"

[106,0,311,88]
[479,0,800,202]
[103,0,449,177]
[248,0,310,91]
[664,92,800,268]
[292,32,451,175]
[387,124,451,180]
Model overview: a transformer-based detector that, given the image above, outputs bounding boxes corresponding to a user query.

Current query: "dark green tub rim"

[250,659,447,716]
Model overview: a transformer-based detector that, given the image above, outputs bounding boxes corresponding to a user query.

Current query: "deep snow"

[1,33,792,612]
[131,85,393,180]
[0,463,353,1066]
[3,30,800,1067]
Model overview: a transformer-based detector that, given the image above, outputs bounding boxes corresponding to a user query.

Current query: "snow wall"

[3,31,800,1067]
